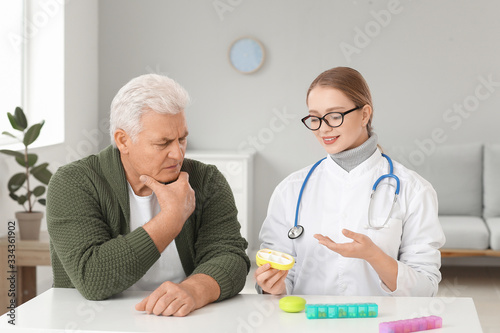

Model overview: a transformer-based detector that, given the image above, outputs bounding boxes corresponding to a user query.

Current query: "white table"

[0,288,483,332]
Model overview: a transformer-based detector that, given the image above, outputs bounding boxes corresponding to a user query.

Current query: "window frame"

[0,0,65,151]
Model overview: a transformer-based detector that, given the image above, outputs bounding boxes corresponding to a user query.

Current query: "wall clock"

[228,37,265,74]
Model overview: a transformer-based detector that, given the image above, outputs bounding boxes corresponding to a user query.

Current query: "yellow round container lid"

[279,296,306,313]
[256,249,295,270]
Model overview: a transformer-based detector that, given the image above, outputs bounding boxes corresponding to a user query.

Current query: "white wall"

[98,0,500,253]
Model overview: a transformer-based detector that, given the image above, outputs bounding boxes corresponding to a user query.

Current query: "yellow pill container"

[256,248,295,271]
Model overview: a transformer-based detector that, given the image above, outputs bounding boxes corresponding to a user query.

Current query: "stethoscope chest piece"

[288,225,304,239]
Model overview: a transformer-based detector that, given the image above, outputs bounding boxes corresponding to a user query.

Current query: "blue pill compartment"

[305,303,378,319]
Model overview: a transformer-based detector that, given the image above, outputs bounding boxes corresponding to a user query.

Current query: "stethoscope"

[288,153,401,239]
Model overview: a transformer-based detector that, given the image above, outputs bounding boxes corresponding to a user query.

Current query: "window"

[0,2,23,145]
[0,0,64,150]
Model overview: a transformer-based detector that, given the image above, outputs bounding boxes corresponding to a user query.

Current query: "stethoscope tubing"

[373,154,400,195]
[289,157,326,239]
[290,153,401,238]
[293,157,327,229]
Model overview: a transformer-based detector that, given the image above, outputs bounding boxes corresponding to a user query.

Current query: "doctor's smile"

[322,136,339,145]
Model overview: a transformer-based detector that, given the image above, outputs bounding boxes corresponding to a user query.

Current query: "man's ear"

[361,104,373,127]
[114,129,130,154]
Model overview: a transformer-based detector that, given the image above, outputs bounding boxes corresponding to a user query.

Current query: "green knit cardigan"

[47,145,250,301]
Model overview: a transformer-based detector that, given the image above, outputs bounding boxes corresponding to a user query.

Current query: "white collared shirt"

[259,149,445,296]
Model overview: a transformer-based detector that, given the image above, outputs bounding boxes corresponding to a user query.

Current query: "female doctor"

[255,67,445,297]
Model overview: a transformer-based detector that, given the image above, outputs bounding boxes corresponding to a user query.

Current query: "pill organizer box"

[379,315,442,332]
[305,303,378,319]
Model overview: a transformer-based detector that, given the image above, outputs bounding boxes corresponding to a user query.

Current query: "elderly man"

[47,74,250,317]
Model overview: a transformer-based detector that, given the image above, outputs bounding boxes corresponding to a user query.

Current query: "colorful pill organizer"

[256,249,295,270]
[379,316,443,332]
[305,303,378,319]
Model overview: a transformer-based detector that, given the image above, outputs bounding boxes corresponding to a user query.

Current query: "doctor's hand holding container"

[255,67,445,297]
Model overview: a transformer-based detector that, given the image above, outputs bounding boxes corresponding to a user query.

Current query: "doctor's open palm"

[314,228,381,261]
[314,228,398,291]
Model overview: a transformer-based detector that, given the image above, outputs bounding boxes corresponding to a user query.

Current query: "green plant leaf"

[23,121,45,146]
[31,162,49,172]
[38,198,46,206]
[8,173,26,192]
[14,107,28,130]
[31,163,52,185]
[33,168,52,185]
[17,195,27,205]
[33,185,45,197]
[9,193,19,201]
[2,131,18,140]
[0,149,24,159]
[15,153,38,168]
[7,112,24,131]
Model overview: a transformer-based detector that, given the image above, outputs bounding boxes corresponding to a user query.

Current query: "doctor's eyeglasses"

[301,106,360,131]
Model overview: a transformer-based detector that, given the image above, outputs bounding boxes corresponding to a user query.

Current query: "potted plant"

[1,107,52,240]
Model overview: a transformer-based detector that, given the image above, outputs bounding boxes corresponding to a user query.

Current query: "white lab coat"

[259,149,446,296]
